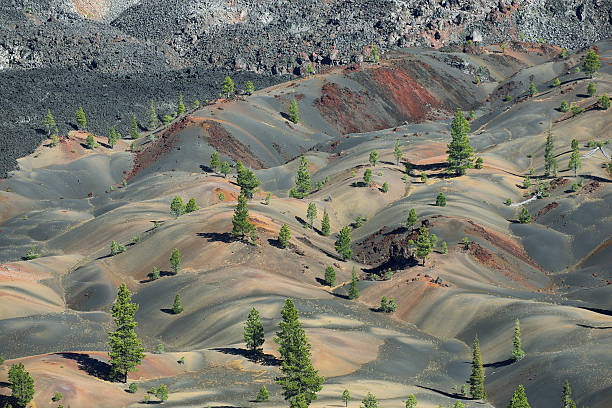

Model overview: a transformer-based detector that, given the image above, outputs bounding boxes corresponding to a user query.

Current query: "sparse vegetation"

[210,150,220,172]
[559,100,570,112]
[469,334,485,399]
[587,82,596,97]
[130,114,140,139]
[363,168,372,185]
[256,385,269,402]
[290,155,312,198]
[221,76,235,98]
[335,226,352,260]
[348,267,359,299]
[8,362,35,407]
[324,266,336,286]
[25,245,39,260]
[528,82,537,97]
[110,240,126,256]
[170,196,185,217]
[76,106,87,129]
[415,226,432,265]
[86,133,97,149]
[232,194,251,238]
[278,224,291,248]
[507,384,530,408]
[244,307,265,352]
[288,99,299,124]
[406,208,418,229]
[519,207,532,224]
[306,202,317,228]
[245,81,255,96]
[369,150,378,167]
[275,299,324,405]
[380,296,397,313]
[148,100,158,130]
[361,392,378,408]
[321,208,330,236]
[236,161,260,199]
[108,284,145,382]
[512,318,525,361]
[475,157,483,169]
[447,108,474,176]
[170,248,181,274]
[185,197,198,213]
[220,161,231,178]
[582,49,600,77]
[600,93,610,110]
[342,389,351,407]
[552,78,560,87]
[381,182,388,193]
[394,139,402,165]
[172,293,183,314]
[435,192,446,207]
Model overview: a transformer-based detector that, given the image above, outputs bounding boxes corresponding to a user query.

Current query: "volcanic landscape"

[0,2,611,408]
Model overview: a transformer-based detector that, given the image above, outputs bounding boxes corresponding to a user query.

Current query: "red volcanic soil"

[127,117,188,180]
[369,64,440,121]
[466,220,542,271]
[534,202,559,221]
[314,82,392,134]
[199,119,265,170]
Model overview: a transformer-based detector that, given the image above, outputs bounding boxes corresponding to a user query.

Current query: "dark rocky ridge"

[0,0,610,177]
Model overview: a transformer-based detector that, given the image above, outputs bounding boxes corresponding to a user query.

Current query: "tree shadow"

[576,93,591,98]
[576,323,612,329]
[211,348,281,366]
[160,308,177,314]
[362,255,418,275]
[410,162,448,172]
[56,352,111,381]
[267,238,285,249]
[0,395,18,407]
[416,385,471,400]
[200,164,213,173]
[578,306,612,316]
[196,232,233,243]
[139,270,173,284]
[351,181,367,187]
[315,277,330,286]
[483,358,514,368]
[279,112,292,121]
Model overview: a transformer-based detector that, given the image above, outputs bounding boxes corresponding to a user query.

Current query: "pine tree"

[363,168,372,185]
[307,202,317,228]
[381,182,388,193]
[291,155,311,198]
[232,194,252,238]
[148,100,158,130]
[529,82,537,97]
[560,100,570,112]
[275,299,324,405]
[582,49,600,77]
[415,226,432,266]
[446,108,474,176]
[568,148,581,177]
[405,394,417,408]
[172,294,183,314]
[587,82,596,97]
[369,150,378,167]
[394,139,403,165]
[110,240,126,256]
[86,133,97,149]
[130,114,140,139]
[44,109,56,136]
[342,389,351,407]
[507,385,530,408]
[220,161,231,178]
[552,78,561,87]
[244,307,265,352]
[348,267,359,299]
[361,392,377,408]
[600,93,610,110]
[257,385,270,402]
[185,197,198,213]
[8,362,35,407]
[210,150,220,172]
[288,99,299,124]
[170,196,185,217]
[436,192,447,206]
[170,248,181,274]
[76,106,87,129]
[246,81,255,96]
[236,162,260,199]
[221,76,235,97]
[519,207,531,224]
[469,334,485,399]
[571,139,579,150]
[440,241,448,254]
[108,284,145,382]
[278,224,291,248]
[324,266,336,286]
[321,208,330,236]
[371,44,379,63]
[155,384,168,402]
[406,208,418,229]
[562,380,577,408]
[108,126,118,148]
[544,128,555,176]
[335,226,352,260]
[177,92,185,116]
[512,318,525,361]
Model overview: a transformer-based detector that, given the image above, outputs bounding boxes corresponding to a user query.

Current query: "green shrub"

[128,383,138,393]
[435,192,447,207]
[52,392,63,401]
[559,101,570,112]
[25,246,39,260]
[505,198,512,206]
[381,182,388,193]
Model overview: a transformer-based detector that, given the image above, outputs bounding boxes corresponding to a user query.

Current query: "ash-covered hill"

[0,0,611,178]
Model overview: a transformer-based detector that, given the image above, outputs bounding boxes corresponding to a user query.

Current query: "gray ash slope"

[0,0,611,177]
